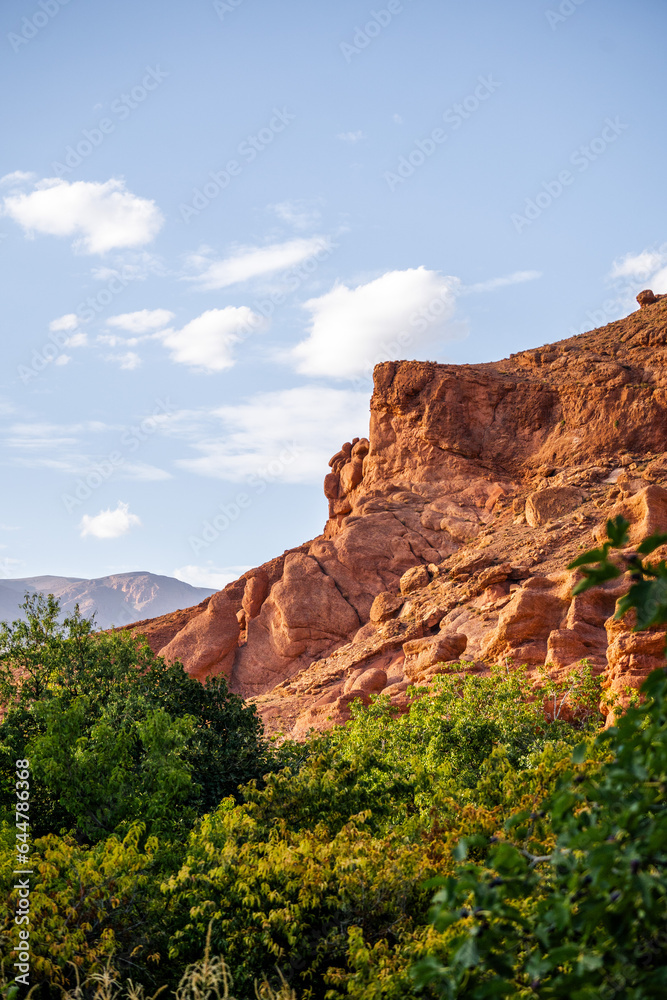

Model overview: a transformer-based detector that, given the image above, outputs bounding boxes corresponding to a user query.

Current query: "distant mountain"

[0,573,215,629]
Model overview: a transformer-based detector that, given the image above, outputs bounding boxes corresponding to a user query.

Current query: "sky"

[1,0,666,589]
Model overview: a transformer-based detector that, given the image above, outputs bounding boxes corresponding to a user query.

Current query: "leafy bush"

[413,516,667,998]
[2,523,665,1000]
[0,595,270,843]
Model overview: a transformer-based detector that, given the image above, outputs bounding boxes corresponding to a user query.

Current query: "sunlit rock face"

[127,298,667,736]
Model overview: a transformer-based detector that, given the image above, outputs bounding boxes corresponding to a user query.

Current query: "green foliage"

[410,519,667,998]
[569,513,667,631]
[2,526,665,1000]
[411,666,667,998]
[0,594,270,842]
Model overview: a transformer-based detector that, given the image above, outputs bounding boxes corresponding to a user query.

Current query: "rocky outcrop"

[125,296,667,735]
[157,591,239,681]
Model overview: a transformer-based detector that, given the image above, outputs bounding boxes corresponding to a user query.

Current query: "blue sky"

[1,0,666,588]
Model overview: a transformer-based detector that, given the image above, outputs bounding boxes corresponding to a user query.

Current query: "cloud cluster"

[171,385,370,484]
[186,236,333,290]
[79,501,141,539]
[610,247,667,292]
[107,308,174,333]
[292,267,461,378]
[2,176,163,254]
[158,307,262,372]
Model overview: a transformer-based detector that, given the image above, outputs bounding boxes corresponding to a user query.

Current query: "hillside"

[0,572,215,629]
[125,293,667,737]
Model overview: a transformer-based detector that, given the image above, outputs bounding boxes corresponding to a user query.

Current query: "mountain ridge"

[0,572,215,630]
[123,294,667,736]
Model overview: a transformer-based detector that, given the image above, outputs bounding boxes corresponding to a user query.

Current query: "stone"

[125,298,667,738]
[525,486,585,527]
[369,591,404,622]
[158,590,240,681]
[593,485,667,546]
[340,458,364,493]
[400,564,430,595]
[242,572,270,619]
[637,289,659,307]
[345,666,387,696]
[483,586,567,664]
[403,632,467,678]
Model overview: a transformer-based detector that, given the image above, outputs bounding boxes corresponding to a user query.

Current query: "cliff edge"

[126,293,667,736]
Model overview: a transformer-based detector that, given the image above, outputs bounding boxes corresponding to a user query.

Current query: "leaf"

[606,515,630,547]
[637,532,667,555]
[571,564,621,595]
[454,935,480,969]
[572,743,587,764]
[453,838,469,861]
[568,548,609,569]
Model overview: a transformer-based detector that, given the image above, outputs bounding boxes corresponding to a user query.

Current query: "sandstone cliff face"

[128,296,667,736]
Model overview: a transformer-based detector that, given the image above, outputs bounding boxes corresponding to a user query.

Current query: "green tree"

[413,516,667,998]
[0,595,270,842]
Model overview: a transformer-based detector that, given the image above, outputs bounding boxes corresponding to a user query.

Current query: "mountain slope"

[0,573,215,629]
[125,294,667,736]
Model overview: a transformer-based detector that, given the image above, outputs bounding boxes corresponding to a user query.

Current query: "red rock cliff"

[127,295,667,736]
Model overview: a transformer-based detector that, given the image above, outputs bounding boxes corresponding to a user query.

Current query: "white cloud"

[609,247,667,293]
[292,267,461,379]
[157,307,263,372]
[121,462,171,481]
[187,236,333,290]
[79,501,141,540]
[173,564,252,590]
[337,131,365,142]
[107,308,174,333]
[2,177,164,254]
[0,171,35,187]
[55,354,71,366]
[65,332,88,348]
[49,313,79,332]
[172,386,369,484]
[91,250,166,281]
[464,270,542,293]
[272,199,322,231]
[106,351,142,370]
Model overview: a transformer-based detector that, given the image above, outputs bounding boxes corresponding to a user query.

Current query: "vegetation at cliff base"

[0,523,665,1000]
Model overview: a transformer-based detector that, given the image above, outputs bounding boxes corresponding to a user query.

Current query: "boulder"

[242,572,270,619]
[344,666,387,696]
[483,584,567,664]
[525,486,585,527]
[403,632,467,678]
[158,591,240,680]
[369,591,404,622]
[593,485,667,546]
[400,564,430,595]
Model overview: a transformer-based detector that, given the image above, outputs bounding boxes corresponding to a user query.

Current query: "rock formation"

[126,295,667,736]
